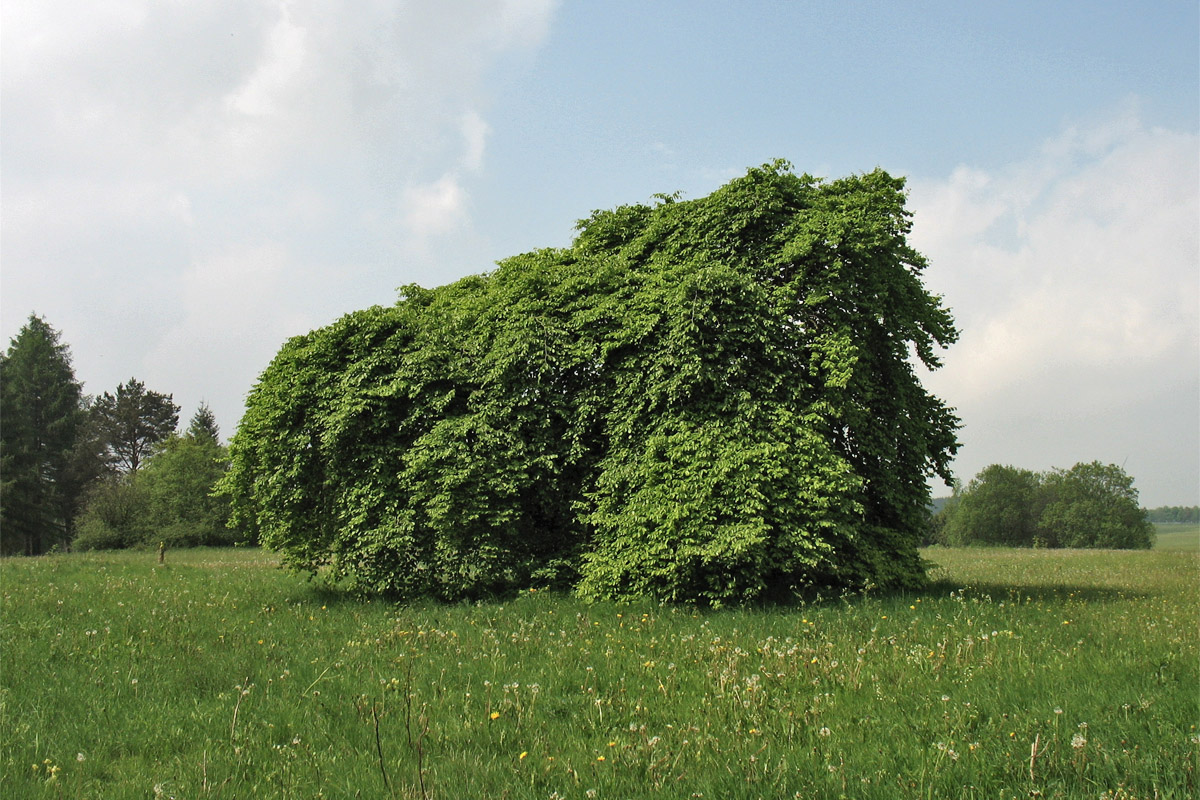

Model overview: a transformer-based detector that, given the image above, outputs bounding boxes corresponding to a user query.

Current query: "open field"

[2,546,1196,799]
[1154,524,1199,552]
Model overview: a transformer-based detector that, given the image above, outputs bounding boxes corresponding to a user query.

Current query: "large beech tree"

[223,162,960,603]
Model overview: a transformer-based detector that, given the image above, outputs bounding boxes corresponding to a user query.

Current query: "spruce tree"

[0,315,85,554]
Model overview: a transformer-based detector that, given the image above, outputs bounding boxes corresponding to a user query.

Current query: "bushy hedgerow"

[222,162,960,603]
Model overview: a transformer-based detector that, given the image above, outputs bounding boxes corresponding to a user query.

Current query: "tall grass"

[2,546,1195,798]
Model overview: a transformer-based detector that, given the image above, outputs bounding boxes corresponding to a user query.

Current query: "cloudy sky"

[3,0,1197,506]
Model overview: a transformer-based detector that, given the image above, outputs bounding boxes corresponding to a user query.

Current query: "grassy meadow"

[1153,523,1199,552]
[2,543,1196,799]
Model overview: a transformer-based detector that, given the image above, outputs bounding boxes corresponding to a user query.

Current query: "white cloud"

[460,110,491,173]
[1,0,560,436]
[401,175,471,237]
[909,107,1199,503]
[224,3,307,117]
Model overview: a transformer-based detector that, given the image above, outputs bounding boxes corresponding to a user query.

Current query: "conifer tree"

[0,315,85,554]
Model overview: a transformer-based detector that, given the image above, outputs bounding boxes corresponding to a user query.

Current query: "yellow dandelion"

[490,711,501,720]
[519,751,528,760]
[597,756,606,762]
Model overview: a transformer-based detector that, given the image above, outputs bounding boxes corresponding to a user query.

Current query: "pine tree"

[186,403,221,443]
[0,315,85,554]
[90,379,180,473]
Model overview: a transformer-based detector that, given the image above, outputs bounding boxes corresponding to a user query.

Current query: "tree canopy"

[90,378,180,473]
[935,461,1154,549]
[223,162,960,603]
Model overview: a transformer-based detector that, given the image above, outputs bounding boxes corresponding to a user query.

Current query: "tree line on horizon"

[0,314,241,555]
[1143,505,1199,524]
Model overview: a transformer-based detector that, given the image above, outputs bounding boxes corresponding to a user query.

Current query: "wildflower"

[818,727,831,737]
[596,755,605,762]
[76,753,85,762]
[941,695,950,702]
[490,711,501,720]
[519,751,528,760]
[1071,733,1087,749]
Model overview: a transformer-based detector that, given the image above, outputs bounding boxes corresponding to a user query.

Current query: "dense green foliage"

[224,162,959,603]
[0,315,86,555]
[936,461,1154,549]
[2,547,1195,798]
[73,408,242,550]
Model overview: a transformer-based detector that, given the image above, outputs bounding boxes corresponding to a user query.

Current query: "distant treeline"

[927,462,1155,549]
[1144,506,1199,524]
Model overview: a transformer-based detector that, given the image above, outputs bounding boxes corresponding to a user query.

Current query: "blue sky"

[3,0,1197,505]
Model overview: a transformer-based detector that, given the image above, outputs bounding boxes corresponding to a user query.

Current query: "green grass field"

[1154,523,1199,552]
[2,545,1196,799]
